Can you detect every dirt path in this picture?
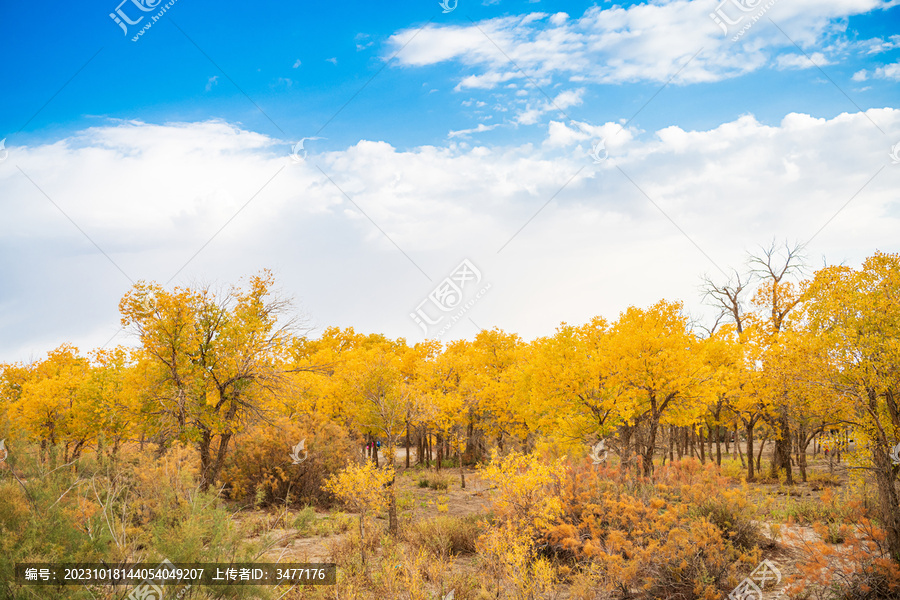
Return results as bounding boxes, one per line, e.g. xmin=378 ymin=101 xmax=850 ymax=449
xmin=241 ymin=467 xmax=491 ymax=563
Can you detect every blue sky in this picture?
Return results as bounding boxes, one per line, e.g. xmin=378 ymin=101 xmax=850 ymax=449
xmin=1 ymin=0 xmax=899 ymax=361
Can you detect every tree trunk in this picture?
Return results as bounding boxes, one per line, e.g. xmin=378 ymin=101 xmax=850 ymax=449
xmin=417 ymin=430 xmax=425 ymax=466
xmin=769 ymin=410 xmax=793 ymax=485
xmin=675 ymin=426 xmax=683 ymax=460
xmin=620 ymin=424 xmax=635 ymax=474
xmin=386 ymin=437 xmax=398 ymax=537
xmin=359 ymin=514 xmax=366 ymax=566
xmin=690 ymin=428 xmax=697 ymax=461
xmin=405 ymin=424 xmax=410 ymax=469
xmin=699 ymin=428 xmax=706 ymax=464
xmin=388 ymin=489 xmax=398 ymax=537
xmin=756 ymin=432 xmax=767 ymax=474
xmin=199 ymin=429 xmax=232 ymax=491
xmin=745 ymin=423 xmax=755 ymax=481
xmin=436 ymin=433 xmax=443 ymax=471
xmin=642 ymin=419 xmax=659 ymax=478
xmin=198 ymin=431 xmax=212 ymax=491
xmin=715 ymin=425 xmax=722 ymax=466
xmin=873 ymin=444 xmax=900 ymax=562
xmin=668 ymin=425 xmax=674 ymax=464
xmin=724 ymin=425 xmax=731 ymax=457
xmin=798 ymin=433 xmax=810 ymax=483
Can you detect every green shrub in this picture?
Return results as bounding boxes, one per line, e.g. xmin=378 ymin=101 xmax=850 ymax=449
xmin=406 ymin=514 xmax=483 ymax=557
xmin=416 ymin=473 xmax=450 ymax=490
xmin=428 ymin=473 xmax=450 ymax=491
xmin=0 ymin=441 xmax=265 ymax=599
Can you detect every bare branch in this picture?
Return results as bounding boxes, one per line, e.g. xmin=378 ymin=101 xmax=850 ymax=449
xmin=700 ymin=268 xmax=751 ymax=334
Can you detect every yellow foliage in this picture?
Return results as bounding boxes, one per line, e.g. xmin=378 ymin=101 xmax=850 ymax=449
xmin=323 ymin=460 xmax=394 ymax=516
xmin=479 ymin=449 xmax=566 ymax=535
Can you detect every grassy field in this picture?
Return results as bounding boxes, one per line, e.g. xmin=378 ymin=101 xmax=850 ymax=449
xmin=1 ymin=439 xmax=897 ymax=600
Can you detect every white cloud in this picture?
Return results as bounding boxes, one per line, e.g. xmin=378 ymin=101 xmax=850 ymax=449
xmin=549 ymin=12 xmax=568 ymax=26
xmin=386 ymin=1 xmax=893 ymax=87
xmin=293 ymin=59 xmax=302 ymax=68
xmin=858 ymin=34 xmax=900 ymax=54
xmin=355 ymin=33 xmax=374 ymax=52
xmin=874 ymin=60 xmax=900 ymax=80
xmin=205 ymin=76 xmax=219 ymax=91
xmin=326 ymin=57 xmax=338 ymax=65
xmin=543 ymin=119 xmax=634 ymax=150
xmin=1 ymin=109 xmax=898 ymax=362
xmin=455 ymin=71 xmax=518 ymax=91
xmin=515 ymin=88 xmax=584 ymax=125
xmin=448 ymin=123 xmax=501 ymax=138
xmin=774 ymin=52 xmax=831 ymax=70
xmin=853 ymin=59 xmax=900 ymax=82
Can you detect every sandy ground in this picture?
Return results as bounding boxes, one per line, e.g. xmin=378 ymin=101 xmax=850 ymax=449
xmin=236 ymin=448 xmax=861 ymax=598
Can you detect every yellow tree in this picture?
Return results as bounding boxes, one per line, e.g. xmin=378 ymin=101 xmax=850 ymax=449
xmin=462 ymin=329 xmax=525 ymax=452
xmin=746 ymin=242 xmax=805 ymax=483
xmin=83 ymin=347 xmax=136 ymax=459
xmin=286 ymin=326 xmax=365 ymax=424
xmin=401 ymin=339 xmax=439 ymax=469
xmin=338 ymin=334 xmax=411 ymax=535
xmin=323 ymin=461 xmax=394 ymax=566
xmin=418 ymin=339 xmax=470 ymax=486
xmin=0 ymin=361 xmax=33 ymax=452
xmin=727 ymin=326 xmax=777 ymax=481
xmin=803 ymin=252 xmax=900 ymax=561
xmin=763 ymin=326 xmax=847 ymax=482
xmin=479 ymin=451 xmax=566 ymax=599
xmin=526 ymin=317 xmax=627 ymax=455
xmin=10 ymin=345 xmax=96 ymax=463
xmin=698 ymin=324 xmax=744 ymax=466
xmin=120 ymin=271 xmax=299 ymax=490
xmin=606 ymin=300 xmax=708 ymax=477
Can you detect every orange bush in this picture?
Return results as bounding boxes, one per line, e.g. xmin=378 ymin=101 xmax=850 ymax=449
xmin=544 ymin=458 xmax=760 ymax=599
xmin=784 ymin=507 xmax=900 ymax=600
xmin=221 ymin=415 xmax=355 ymax=507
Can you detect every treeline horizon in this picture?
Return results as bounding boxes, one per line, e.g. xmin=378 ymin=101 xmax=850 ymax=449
xmin=1 ymin=244 xmax=899 ymax=562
